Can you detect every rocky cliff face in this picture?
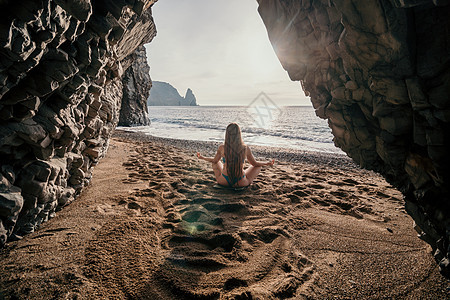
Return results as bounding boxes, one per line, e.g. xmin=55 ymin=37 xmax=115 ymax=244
xmin=258 ymin=0 xmax=450 ymax=276
xmin=118 ymin=45 xmax=151 ymax=126
xmin=183 ymin=88 xmax=198 ymax=106
xmin=0 ymin=0 xmax=157 ymax=245
xmin=1 ymin=0 xmax=448 ymax=279
xmin=148 ymin=81 xmax=198 ymax=106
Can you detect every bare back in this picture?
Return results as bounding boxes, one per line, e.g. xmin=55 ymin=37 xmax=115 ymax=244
xmin=219 ymin=144 xmax=246 ymax=176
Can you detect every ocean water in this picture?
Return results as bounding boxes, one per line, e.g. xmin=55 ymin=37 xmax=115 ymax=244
xmin=121 ymin=106 xmax=344 ymax=154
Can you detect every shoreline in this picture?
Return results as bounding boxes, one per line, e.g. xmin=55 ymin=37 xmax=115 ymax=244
xmin=114 ymin=129 xmax=360 ymax=171
xmin=127 ymin=105 xmax=342 ymax=158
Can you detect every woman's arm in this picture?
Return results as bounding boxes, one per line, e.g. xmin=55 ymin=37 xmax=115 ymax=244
xmin=246 ymin=146 xmax=275 ymax=167
xmin=197 ymin=145 xmax=223 ymax=163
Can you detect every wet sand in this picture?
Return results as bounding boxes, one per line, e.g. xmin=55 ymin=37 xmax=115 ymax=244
xmin=0 ymin=130 xmax=449 ymax=299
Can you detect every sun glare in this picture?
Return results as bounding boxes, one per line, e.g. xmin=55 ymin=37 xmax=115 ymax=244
xmin=146 ymin=0 xmax=310 ymax=106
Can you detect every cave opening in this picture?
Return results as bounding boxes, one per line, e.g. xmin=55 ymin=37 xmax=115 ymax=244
xmin=132 ymin=0 xmax=347 ymax=155
xmin=0 ymin=0 xmax=449 ymax=298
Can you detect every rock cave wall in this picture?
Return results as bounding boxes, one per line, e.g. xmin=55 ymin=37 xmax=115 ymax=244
xmin=118 ymin=45 xmax=151 ymax=126
xmin=0 ymin=0 xmax=156 ymax=245
xmin=257 ymin=0 xmax=450 ymax=276
xmin=1 ymin=0 xmax=449 ymax=278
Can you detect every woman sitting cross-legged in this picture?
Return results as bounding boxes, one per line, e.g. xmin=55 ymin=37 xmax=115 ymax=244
xmin=196 ymin=123 xmax=275 ymax=187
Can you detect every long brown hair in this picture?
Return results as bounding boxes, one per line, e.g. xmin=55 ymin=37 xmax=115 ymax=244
xmin=224 ymin=123 xmax=246 ymax=186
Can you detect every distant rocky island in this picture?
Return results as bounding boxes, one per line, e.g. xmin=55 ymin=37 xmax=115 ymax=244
xmin=148 ymin=81 xmax=198 ymax=106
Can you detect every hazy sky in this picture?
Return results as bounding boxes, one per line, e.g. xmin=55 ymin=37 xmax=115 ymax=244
xmin=145 ymin=0 xmax=311 ymax=106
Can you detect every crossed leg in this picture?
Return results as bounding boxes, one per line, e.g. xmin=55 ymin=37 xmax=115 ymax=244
xmin=211 ymin=161 xmax=228 ymax=186
xmin=243 ymin=165 xmax=262 ymax=185
xmin=211 ymin=162 xmax=262 ymax=187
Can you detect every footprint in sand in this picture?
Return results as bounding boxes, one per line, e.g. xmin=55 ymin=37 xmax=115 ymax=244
xmin=330 ymin=189 xmax=349 ymax=199
xmin=106 ymin=143 xmax=317 ymax=298
xmin=330 ymin=199 xmax=353 ymax=211
xmin=127 ymin=201 xmax=142 ymax=210
xmin=343 ymin=178 xmax=359 ymax=185
xmin=147 ymin=188 xmax=316 ymax=299
xmin=307 ymin=183 xmax=326 ymax=189
xmin=286 ymin=190 xmax=310 ymax=203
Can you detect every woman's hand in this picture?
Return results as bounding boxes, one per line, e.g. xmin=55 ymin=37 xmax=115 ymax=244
xmin=265 ymin=159 xmax=275 ymax=166
xmin=196 ymin=151 xmax=219 ymax=163
xmin=196 ymin=152 xmax=205 ymax=160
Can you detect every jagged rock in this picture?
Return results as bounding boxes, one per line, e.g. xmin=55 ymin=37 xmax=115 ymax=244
xmin=0 ymin=0 xmax=448 ymax=281
xmin=258 ymin=0 xmax=450 ymax=277
xmin=0 ymin=0 xmax=157 ymax=245
xmin=118 ymin=45 xmax=151 ymax=126
xmin=0 ymin=174 xmax=23 ymax=244
xmin=148 ymin=81 xmax=198 ymax=106
xmin=148 ymin=81 xmax=184 ymax=106
xmin=182 ymin=88 xmax=198 ymax=106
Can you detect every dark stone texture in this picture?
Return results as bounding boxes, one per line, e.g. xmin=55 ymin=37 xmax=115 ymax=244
xmin=0 ymin=0 xmax=448 ymax=280
xmin=0 ymin=0 xmax=157 ymax=244
xmin=118 ymin=45 xmax=151 ymax=126
xmin=257 ymin=0 xmax=450 ymax=277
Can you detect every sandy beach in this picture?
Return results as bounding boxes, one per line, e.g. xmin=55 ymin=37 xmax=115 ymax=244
xmin=0 ymin=130 xmax=448 ymax=299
